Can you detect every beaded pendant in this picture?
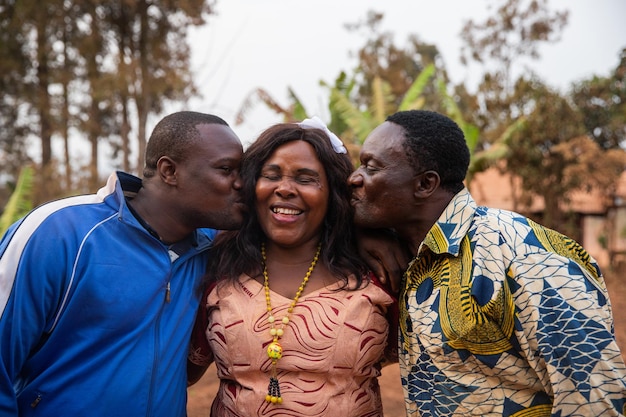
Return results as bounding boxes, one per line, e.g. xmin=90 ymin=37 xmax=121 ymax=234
xmin=262 ymin=242 xmax=321 ymax=405
xmin=267 ymin=341 xmax=283 ymax=359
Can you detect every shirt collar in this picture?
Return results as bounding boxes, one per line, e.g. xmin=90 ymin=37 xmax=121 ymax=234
xmin=422 ymin=188 xmax=476 ymax=257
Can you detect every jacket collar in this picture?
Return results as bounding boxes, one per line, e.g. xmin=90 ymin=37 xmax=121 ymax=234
xmin=98 ymin=171 xmax=211 ymax=252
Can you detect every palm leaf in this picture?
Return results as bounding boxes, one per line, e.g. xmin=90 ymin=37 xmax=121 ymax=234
xmin=234 ymin=88 xmax=291 ymax=125
xmin=330 ymin=88 xmax=373 ymax=142
xmin=399 ymin=63 xmax=435 ymax=111
xmin=437 ymin=78 xmax=480 ymax=154
xmin=287 ymin=87 xmax=308 ymax=121
xmin=371 ymin=76 xmax=389 ymax=124
xmin=0 ymin=166 xmax=34 ymax=235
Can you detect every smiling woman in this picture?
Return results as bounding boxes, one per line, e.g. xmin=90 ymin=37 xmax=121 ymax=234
xmin=186 ymin=118 xmax=398 ymax=417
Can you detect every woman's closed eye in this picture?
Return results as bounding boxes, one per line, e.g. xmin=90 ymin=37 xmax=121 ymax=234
xmin=261 ymin=173 xmax=320 ymax=186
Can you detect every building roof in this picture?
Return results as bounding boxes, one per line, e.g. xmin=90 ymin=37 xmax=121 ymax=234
xmin=469 ymin=167 xmax=626 ymax=214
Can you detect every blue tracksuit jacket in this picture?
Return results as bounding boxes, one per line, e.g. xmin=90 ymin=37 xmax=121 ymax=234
xmin=0 ymin=171 xmax=216 ymax=416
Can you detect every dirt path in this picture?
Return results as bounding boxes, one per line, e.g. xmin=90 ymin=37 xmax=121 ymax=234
xmin=187 ymin=267 xmax=626 ymax=417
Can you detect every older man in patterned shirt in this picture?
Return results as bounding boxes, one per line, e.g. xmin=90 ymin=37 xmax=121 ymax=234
xmin=350 ymin=109 xmax=626 ymax=417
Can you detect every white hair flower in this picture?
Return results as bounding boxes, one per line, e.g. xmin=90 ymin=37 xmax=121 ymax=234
xmin=298 ymin=116 xmax=347 ymax=154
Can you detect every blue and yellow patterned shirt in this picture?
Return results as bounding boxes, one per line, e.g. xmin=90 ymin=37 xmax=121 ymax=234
xmin=400 ymin=188 xmax=626 ymax=416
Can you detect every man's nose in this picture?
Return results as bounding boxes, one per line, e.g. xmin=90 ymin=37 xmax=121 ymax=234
xmin=348 ymin=169 xmax=362 ymax=186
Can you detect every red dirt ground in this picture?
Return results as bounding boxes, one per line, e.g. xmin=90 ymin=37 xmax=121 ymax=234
xmin=187 ymin=267 xmax=626 ymax=417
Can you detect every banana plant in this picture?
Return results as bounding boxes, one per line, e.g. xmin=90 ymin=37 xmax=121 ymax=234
xmin=323 ymin=63 xmax=437 ymax=145
xmin=0 ymin=166 xmax=34 ymax=235
xmin=234 ymin=86 xmax=308 ymax=125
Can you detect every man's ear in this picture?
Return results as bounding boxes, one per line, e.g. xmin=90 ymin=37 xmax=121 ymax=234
xmin=414 ymin=170 xmax=440 ymax=198
xmin=156 ymin=156 xmax=178 ymax=185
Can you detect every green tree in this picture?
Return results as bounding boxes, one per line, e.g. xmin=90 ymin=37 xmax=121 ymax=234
xmin=0 ymin=0 xmax=33 ymax=187
xmin=458 ymin=0 xmax=626 ymax=235
xmin=118 ymin=0 xmax=213 ymax=173
xmin=437 ymin=78 xmax=526 ymax=186
xmin=0 ymin=1 xmax=61 ymax=202
xmin=571 ymin=48 xmax=626 ymax=150
xmin=460 ymin=0 xmax=568 ymax=141
xmin=0 ymin=0 xmax=215 ymax=205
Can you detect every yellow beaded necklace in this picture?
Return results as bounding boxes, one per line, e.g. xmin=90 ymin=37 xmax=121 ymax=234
xmin=261 ymin=242 xmax=322 ymax=405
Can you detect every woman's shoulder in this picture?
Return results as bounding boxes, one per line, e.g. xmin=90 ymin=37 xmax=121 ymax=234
xmin=207 ymin=274 xmax=263 ymax=303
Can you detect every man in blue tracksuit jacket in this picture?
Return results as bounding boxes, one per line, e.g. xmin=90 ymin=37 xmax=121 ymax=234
xmin=0 ymin=111 xmax=246 ymax=416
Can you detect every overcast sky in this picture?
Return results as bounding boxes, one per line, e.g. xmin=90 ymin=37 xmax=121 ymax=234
xmin=179 ymin=0 xmax=625 ymax=147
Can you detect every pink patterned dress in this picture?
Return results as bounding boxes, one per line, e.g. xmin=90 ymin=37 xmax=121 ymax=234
xmin=189 ymin=275 xmax=397 ymax=417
